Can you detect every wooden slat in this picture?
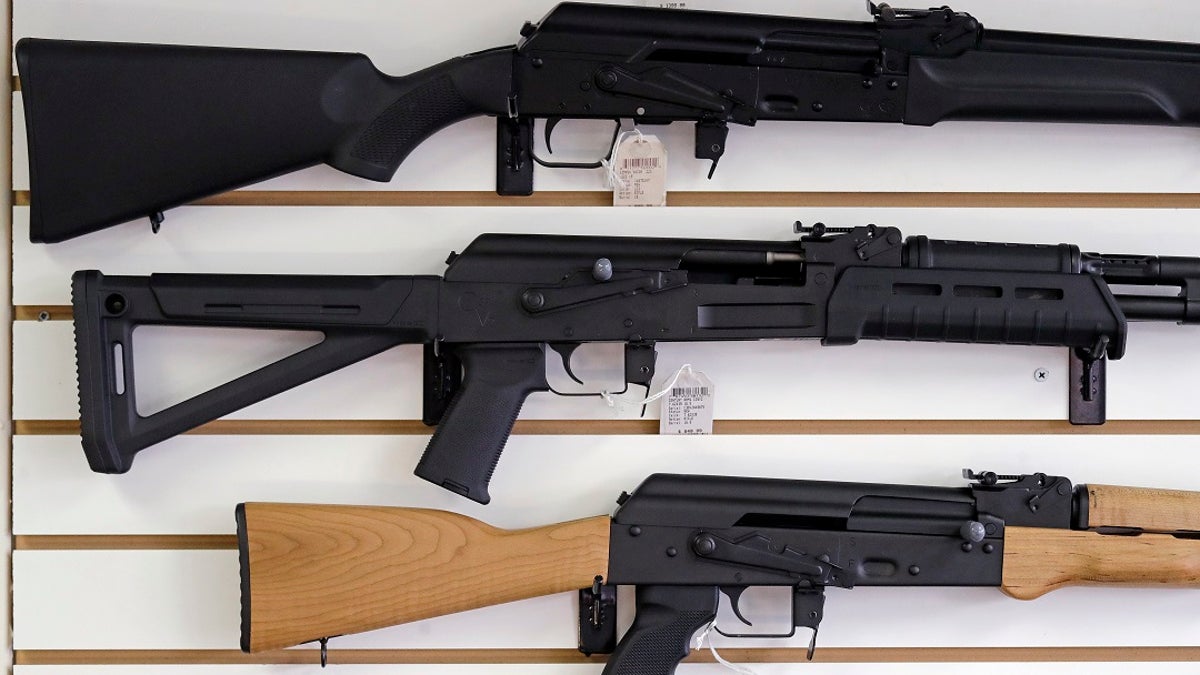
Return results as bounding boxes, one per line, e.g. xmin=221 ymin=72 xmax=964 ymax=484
xmin=15 ymin=535 xmax=237 ymax=550
xmin=15 ymin=190 xmax=1200 ymax=209
xmin=15 ymin=646 xmax=1200 ymax=665
xmin=15 ymin=418 xmax=1200 ymax=436
xmin=12 ymin=305 xmax=68 ymax=321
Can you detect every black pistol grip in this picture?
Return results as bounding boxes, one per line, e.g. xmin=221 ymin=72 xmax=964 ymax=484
xmin=329 ymin=49 xmax=513 ymax=182
xmin=414 ymin=343 xmax=549 ymax=504
xmin=603 ymin=586 xmax=719 ymax=675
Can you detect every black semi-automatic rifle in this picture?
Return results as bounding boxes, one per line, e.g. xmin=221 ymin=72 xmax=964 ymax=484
xmin=18 ymin=2 xmax=1200 ymax=241
xmin=237 ymin=469 xmax=1200 ymax=671
xmin=75 ymin=224 xmax=1200 ymax=503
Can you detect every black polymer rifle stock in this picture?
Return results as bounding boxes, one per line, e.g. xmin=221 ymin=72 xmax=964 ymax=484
xmin=75 ymin=224 xmax=1200 ymax=503
xmin=18 ymin=2 xmax=1200 ymax=241
xmin=236 ymin=470 xmax=1200 ymax=672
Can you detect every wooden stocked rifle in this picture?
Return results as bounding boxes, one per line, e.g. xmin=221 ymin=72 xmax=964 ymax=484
xmin=237 ymin=469 xmax=1200 ymax=673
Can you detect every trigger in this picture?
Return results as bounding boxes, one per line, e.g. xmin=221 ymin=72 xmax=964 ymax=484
xmin=720 ymin=586 xmax=754 ymax=627
xmin=549 ymin=342 xmax=583 ymax=385
xmin=544 ymin=117 xmax=564 ymax=154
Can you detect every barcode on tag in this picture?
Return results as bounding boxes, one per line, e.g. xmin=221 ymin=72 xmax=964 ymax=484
xmin=660 ymin=371 xmax=714 ymax=435
xmin=623 ymin=157 xmax=660 ymax=169
xmin=613 ymin=134 xmax=667 ymax=207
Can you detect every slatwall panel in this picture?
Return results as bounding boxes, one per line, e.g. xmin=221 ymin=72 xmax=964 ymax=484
xmin=11 ymin=1 xmax=1200 ymax=673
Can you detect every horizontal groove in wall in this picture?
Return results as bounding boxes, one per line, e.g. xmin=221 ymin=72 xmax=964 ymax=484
xmin=12 ymin=305 xmax=68 ymax=320
xmin=15 ymin=419 xmax=1200 ymax=436
xmin=15 ymin=535 xmax=238 ymax=550
xmin=14 ymin=646 xmax=1200 ymax=665
xmin=14 ymin=190 xmax=1200 ymax=209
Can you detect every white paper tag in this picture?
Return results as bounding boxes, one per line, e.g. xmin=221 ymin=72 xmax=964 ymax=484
xmin=659 ymin=369 xmax=715 ymax=435
xmin=612 ymin=134 xmax=667 ymax=207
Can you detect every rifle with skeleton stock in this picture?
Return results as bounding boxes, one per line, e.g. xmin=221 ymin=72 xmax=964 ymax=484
xmin=18 ymin=2 xmax=1200 ymax=241
xmin=236 ymin=470 xmax=1200 ymax=671
xmin=74 ymin=224 xmax=1200 ymax=503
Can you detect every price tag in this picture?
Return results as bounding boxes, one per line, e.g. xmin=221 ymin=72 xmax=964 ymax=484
xmin=612 ymin=133 xmax=667 ymax=207
xmin=659 ymin=368 xmax=715 ymax=435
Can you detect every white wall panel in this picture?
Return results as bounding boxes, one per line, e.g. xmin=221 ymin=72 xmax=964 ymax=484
xmin=6 ymin=318 xmax=1072 ymax=420
xmin=23 ymin=666 xmax=1200 ymax=675
xmin=15 ymin=433 xmax=1200 ymax=535
xmin=18 ymin=206 xmax=1200 ymax=306
xmin=12 ymin=0 xmax=1200 ymax=672
xmin=20 ymin=314 xmax=1200 ymax=421
xmin=14 ymin=550 xmax=1200 ymax=650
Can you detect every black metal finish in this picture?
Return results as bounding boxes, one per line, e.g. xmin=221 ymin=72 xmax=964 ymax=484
xmin=497 ymin=117 xmax=535 ymax=196
xmin=965 ymin=470 xmax=1075 ymax=528
xmin=578 ymin=578 xmax=619 ymax=655
xmin=422 ymin=342 xmax=462 ymax=426
xmin=21 ymin=3 xmax=1200 ymax=240
xmin=1069 ymin=348 xmax=1106 ymax=425
xmin=601 ymin=469 xmax=1079 ymax=672
xmin=70 ymin=225 xmax=1200 ymax=498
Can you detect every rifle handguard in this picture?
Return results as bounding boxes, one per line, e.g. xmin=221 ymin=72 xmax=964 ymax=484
xmin=1083 ymin=484 xmax=1200 ymax=532
xmin=1000 ymin=527 xmax=1200 ymax=600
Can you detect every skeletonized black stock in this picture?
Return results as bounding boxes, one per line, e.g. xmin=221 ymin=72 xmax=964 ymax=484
xmin=71 ymin=271 xmax=438 ymax=473
xmin=70 ymin=225 xmax=1200 ymax=500
xmin=20 ymin=3 xmax=1200 ymax=241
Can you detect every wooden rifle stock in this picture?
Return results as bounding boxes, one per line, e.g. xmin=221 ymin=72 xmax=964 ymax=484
xmin=1001 ymin=485 xmax=1200 ymax=600
xmin=237 ymin=503 xmax=610 ymax=653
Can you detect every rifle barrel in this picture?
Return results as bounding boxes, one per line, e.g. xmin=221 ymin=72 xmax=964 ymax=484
xmin=1083 ymin=254 xmax=1200 ymax=284
xmin=1114 ymin=295 xmax=1190 ymax=321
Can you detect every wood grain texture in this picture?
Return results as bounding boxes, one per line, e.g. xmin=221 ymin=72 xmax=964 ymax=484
xmin=1086 ymin=484 xmax=1200 ymax=532
xmin=18 ymin=418 xmax=1200 ymax=436
xmin=16 ymin=190 xmax=1200 ymax=209
xmin=15 ymin=646 xmax=1200 ymax=665
xmin=240 ymin=503 xmax=610 ymax=652
xmin=1000 ymin=527 xmax=1200 ymax=600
